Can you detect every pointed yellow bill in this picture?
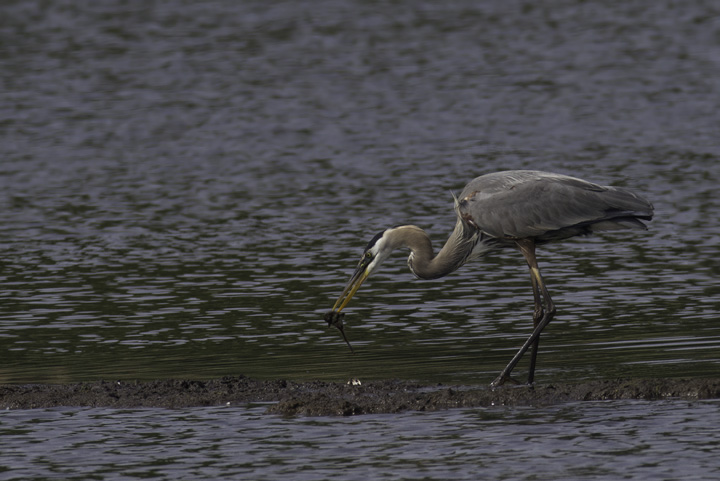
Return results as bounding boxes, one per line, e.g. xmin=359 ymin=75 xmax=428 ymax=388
xmin=331 ymin=264 xmax=371 ymax=313
xmin=325 ymin=255 xmax=373 ymax=353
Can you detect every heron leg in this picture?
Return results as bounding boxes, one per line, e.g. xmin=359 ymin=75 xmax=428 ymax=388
xmin=491 ymin=239 xmax=556 ymax=387
xmin=527 ymin=269 xmax=544 ymax=384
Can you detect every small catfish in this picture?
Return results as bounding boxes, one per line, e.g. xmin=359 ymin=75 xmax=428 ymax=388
xmin=323 ymin=310 xmax=354 ymax=353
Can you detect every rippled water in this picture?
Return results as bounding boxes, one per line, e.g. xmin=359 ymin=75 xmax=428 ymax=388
xmin=2 ymin=400 xmax=720 ymax=480
xmin=1 ymin=0 xmax=718 ymax=387
xmin=1 ymin=0 xmax=720 ymax=477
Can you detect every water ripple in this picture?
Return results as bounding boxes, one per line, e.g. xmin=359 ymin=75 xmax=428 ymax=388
xmin=0 ymin=0 xmax=719 ymax=385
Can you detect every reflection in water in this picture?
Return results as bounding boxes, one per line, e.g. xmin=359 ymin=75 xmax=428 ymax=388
xmin=0 ymin=0 xmax=719 ymax=386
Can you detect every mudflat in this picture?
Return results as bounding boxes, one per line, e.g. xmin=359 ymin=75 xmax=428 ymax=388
xmin=2 ymin=376 xmax=719 ymax=416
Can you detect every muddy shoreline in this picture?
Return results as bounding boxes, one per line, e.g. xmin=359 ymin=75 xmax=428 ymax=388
xmin=2 ymin=376 xmax=719 ymax=416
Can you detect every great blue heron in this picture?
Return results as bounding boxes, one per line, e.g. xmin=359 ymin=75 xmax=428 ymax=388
xmin=325 ymin=170 xmax=654 ymax=387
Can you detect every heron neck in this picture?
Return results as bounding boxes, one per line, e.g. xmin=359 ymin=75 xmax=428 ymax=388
xmin=394 ymin=223 xmax=473 ymax=280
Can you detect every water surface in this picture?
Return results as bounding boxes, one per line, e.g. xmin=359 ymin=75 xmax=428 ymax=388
xmin=2 ymin=400 xmax=719 ymax=480
xmin=2 ymin=0 xmax=720 ymax=479
xmin=1 ymin=0 xmax=719 ymax=386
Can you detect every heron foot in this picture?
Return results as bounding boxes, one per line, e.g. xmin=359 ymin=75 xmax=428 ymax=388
xmin=490 ymin=373 xmax=522 ymax=388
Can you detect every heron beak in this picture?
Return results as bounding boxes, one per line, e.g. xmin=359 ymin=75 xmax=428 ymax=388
xmin=326 ymin=256 xmax=372 ymax=353
xmin=331 ymin=260 xmax=371 ymax=313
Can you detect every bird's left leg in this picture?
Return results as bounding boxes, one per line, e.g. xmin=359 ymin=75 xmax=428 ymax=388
xmin=491 ymin=239 xmax=556 ymax=387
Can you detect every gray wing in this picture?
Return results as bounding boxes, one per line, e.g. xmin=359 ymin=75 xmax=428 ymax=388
xmin=457 ymin=170 xmax=654 ymax=241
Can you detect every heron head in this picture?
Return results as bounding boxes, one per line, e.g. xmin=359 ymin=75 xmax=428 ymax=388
xmin=330 ymin=229 xmax=395 ymax=313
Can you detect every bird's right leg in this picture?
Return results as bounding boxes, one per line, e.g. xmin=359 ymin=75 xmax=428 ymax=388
xmin=527 ymin=270 xmax=544 ymax=384
xmin=491 ymin=239 xmax=556 ymax=387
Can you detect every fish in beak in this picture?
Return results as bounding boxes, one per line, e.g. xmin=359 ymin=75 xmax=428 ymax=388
xmin=324 ymin=253 xmax=374 ymax=353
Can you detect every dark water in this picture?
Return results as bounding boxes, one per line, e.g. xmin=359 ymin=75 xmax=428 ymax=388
xmin=1 ymin=0 xmax=719 ymax=478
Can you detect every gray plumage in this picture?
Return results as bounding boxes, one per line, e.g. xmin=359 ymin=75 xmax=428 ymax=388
xmin=327 ymin=170 xmax=654 ymax=386
xmin=457 ymin=170 xmax=652 ymax=242
xmin=398 ymin=171 xmax=652 ymax=280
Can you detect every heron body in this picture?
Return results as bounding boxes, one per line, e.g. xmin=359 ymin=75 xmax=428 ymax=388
xmin=327 ymin=170 xmax=654 ymax=386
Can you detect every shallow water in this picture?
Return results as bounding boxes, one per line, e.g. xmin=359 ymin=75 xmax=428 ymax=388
xmin=1 ymin=0 xmax=718 ymax=387
xmin=2 ymin=400 xmax=719 ymax=480
xmin=1 ymin=0 xmax=719 ymax=476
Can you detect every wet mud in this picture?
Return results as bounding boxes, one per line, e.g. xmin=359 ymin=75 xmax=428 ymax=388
xmin=2 ymin=376 xmax=719 ymax=416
